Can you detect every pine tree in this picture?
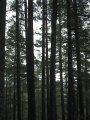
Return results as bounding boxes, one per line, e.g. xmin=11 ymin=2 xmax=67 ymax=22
xmin=58 ymin=1 xmax=65 ymax=120
xmin=0 ymin=0 xmax=6 ymax=120
xmin=16 ymin=0 xmax=21 ymax=120
xmin=26 ymin=0 xmax=36 ymax=120
xmin=66 ymin=0 xmax=75 ymax=120
xmin=73 ymin=0 xmax=84 ymax=120
xmin=45 ymin=1 xmax=50 ymax=120
xmin=49 ymin=0 xmax=57 ymax=120
xmin=41 ymin=0 xmax=46 ymax=120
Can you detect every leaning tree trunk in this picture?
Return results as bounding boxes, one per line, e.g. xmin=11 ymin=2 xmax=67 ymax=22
xmin=0 ymin=0 xmax=6 ymax=120
xmin=26 ymin=0 xmax=36 ymax=120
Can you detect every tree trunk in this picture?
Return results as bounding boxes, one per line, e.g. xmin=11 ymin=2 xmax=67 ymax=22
xmin=45 ymin=1 xmax=50 ymax=120
xmin=67 ymin=0 xmax=75 ymax=120
xmin=13 ymin=74 xmax=16 ymax=120
xmin=73 ymin=1 xmax=84 ymax=120
xmin=49 ymin=0 xmax=57 ymax=120
xmin=5 ymin=73 xmax=8 ymax=120
xmin=59 ymin=1 xmax=65 ymax=120
xmin=41 ymin=0 xmax=46 ymax=120
xmin=0 ymin=0 xmax=6 ymax=120
xmin=84 ymin=54 xmax=89 ymax=120
xmin=26 ymin=0 xmax=36 ymax=120
xmin=16 ymin=0 xmax=21 ymax=120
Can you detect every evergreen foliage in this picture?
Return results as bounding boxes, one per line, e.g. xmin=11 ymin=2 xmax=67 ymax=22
xmin=0 ymin=0 xmax=90 ymax=120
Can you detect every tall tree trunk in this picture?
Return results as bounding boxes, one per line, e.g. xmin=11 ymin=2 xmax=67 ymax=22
xmin=16 ymin=0 xmax=21 ymax=120
xmin=24 ymin=4 xmax=27 ymax=119
xmin=13 ymin=74 xmax=16 ymax=120
xmin=59 ymin=31 xmax=65 ymax=120
xmin=73 ymin=1 xmax=84 ymax=120
xmin=41 ymin=0 xmax=46 ymax=120
xmin=13 ymin=46 xmax=17 ymax=120
xmin=67 ymin=0 xmax=75 ymax=120
xmin=49 ymin=0 xmax=57 ymax=120
xmin=26 ymin=0 xmax=36 ymax=120
xmin=7 ymin=81 xmax=12 ymax=120
xmin=59 ymin=1 xmax=65 ymax=120
xmin=45 ymin=1 xmax=50 ymax=120
xmin=84 ymin=54 xmax=89 ymax=120
xmin=0 ymin=0 xmax=6 ymax=120
xmin=5 ymin=73 xmax=8 ymax=120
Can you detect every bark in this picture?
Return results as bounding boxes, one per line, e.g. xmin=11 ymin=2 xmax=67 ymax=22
xmin=0 ymin=0 xmax=6 ymax=120
xmin=13 ymin=75 xmax=16 ymax=120
xmin=59 ymin=1 xmax=65 ymax=119
xmin=49 ymin=0 xmax=57 ymax=120
xmin=16 ymin=0 xmax=21 ymax=120
xmin=5 ymin=74 xmax=8 ymax=120
xmin=67 ymin=0 xmax=76 ymax=120
xmin=26 ymin=0 xmax=36 ymax=120
xmin=84 ymin=54 xmax=89 ymax=120
xmin=41 ymin=0 xmax=46 ymax=120
xmin=45 ymin=1 xmax=50 ymax=120
xmin=73 ymin=1 xmax=84 ymax=120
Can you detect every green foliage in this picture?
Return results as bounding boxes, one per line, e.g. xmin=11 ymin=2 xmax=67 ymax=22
xmin=5 ymin=0 xmax=90 ymax=120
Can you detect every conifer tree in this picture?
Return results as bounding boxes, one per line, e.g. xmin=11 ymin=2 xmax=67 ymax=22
xmin=0 ymin=0 xmax=6 ymax=120
xmin=73 ymin=0 xmax=84 ymax=120
xmin=26 ymin=0 xmax=36 ymax=120
xmin=41 ymin=0 xmax=46 ymax=120
xmin=16 ymin=0 xmax=21 ymax=120
xmin=50 ymin=0 xmax=57 ymax=120
xmin=66 ymin=0 xmax=76 ymax=120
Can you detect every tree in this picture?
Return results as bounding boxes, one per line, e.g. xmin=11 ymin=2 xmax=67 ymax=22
xmin=49 ymin=0 xmax=57 ymax=120
xmin=41 ymin=0 xmax=46 ymax=120
xmin=58 ymin=1 xmax=65 ymax=120
xmin=73 ymin=0 xmax=84 ymax=120
xmin=0 ymin=0 xmax=6 ymax=120
xmin=26 ymin=0 xmax=36 ymax=120
xmin=16 ymin=0 xmax=21 ymax=120
xmin=66 ymin=0 xmax=76 ymax=120
xmin=4 ymin=1 xmax=90 ymax=120
xmin=45 ymin=1 xmax=50 ymax=120
xmin=5 ymin=20 xmax=26 ymax=120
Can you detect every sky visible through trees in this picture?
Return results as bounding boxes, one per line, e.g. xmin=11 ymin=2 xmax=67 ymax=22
xmin=0 ymin=0 xmax=90 ymax=120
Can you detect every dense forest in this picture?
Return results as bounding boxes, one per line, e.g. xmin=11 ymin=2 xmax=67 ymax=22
xmin=0 ymin=0 xmax=90 ymax=120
